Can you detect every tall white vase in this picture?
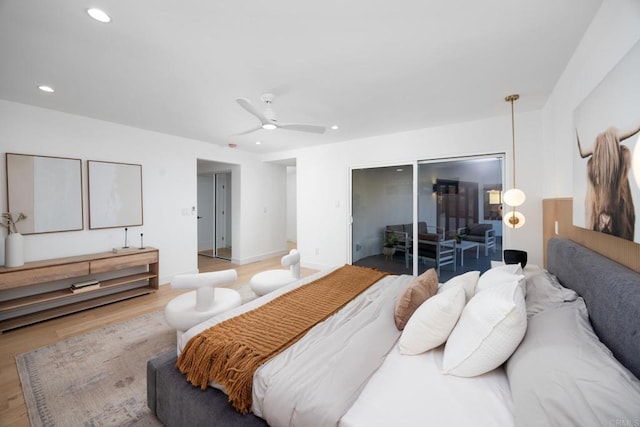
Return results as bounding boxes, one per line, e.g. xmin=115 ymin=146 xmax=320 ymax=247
xmin=5 ymin=232 xmax=24 ymax=267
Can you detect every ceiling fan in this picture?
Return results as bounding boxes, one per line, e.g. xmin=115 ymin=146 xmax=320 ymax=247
xmin=235 ymin=93 xmax=326 ymax=135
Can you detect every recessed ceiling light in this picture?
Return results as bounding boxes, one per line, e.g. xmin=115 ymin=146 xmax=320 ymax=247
xmin=255 ymin=141 xmax=262 ymax=145
xmin=330 ymin=125 xmax=339 ymax=130
xmin=38 ymin=85 xmax=55 ymax=93
xmin=86 ymin=8 xmax=111 ymax=23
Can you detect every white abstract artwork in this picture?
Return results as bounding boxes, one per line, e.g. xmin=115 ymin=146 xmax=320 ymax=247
xmin=88 ymin=161 xmax=143 ymax=229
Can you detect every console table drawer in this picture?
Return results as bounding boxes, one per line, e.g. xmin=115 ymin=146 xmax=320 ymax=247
xmin=0 ymin=262 xmax=90 ymax=290
xmin=90 ymin=251 xmax=158 ymax=274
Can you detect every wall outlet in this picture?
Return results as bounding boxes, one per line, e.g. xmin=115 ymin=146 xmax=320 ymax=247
xmin=315 ymin=248 xmax=320 ymax=256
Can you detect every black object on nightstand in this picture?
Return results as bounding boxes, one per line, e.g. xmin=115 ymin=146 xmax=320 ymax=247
xmin=504 ymin=249 xmax=528 ymax=268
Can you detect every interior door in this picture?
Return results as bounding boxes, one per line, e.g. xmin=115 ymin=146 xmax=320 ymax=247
xmin=197 ymin=175 xmax=214 ymax=256
xmin=215 ymin=172 xmax=232 ymax=259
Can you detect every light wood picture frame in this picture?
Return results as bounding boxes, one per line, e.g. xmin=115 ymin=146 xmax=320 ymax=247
xmin=6 ymin=153 xmax=84 ymax=234
xmin=88 ymin=160 xmax=143 ymax=229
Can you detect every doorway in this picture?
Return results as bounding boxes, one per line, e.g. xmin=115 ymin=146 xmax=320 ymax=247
xmin=197 ymin=159 xmax=235 ymax=263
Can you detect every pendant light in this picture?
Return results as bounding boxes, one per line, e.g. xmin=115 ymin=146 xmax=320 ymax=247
xmin=503 ymin=94 xmax=525 ymax=229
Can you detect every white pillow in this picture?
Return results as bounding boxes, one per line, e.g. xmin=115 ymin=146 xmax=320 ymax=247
xmin=500 ymin=263 xmax=523 ymax=274
xmin=476 ymin=264 xmax=525 ymax=294
xmin=442 ymin=278 xmax=527 ymax=377
xmin=399 ymin=287 xmax=466 ymax=355
xmin=437 ymin=270 xmax=479 ymax=302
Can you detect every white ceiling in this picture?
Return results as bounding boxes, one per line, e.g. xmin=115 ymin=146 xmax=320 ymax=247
xmin=0 ymin=0 xmax=602 ymax=154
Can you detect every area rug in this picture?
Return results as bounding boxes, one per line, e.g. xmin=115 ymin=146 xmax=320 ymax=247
xmin=16 ymin=310 xmax=173 ymax=426
xmin=16 ymin=283 xmax=257 ymax=427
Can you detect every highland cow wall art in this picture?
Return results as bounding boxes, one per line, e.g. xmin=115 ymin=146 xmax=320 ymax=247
xmin=573 ymin=39 xmax=640 ymax=243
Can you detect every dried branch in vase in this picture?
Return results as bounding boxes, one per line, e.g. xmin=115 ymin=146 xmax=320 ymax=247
xmin=1 ymin=212 xmax=27 ymax=234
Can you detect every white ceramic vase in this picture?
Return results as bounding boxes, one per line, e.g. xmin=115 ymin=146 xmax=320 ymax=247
xmin=382 ymin=246 xmax=396 ymax=257
xmin=5 ymin=232 xmax=24 ymax=267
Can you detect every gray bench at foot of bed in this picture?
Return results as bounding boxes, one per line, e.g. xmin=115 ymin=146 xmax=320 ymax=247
xmin=147 ymin=349 xmax=268 ymax=426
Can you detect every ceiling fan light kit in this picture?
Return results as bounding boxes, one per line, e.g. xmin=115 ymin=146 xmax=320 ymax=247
xmin=235 ymin=93 xmax=326 ymax=135
xmin=86 ymin=8 xmax=111 ymax=23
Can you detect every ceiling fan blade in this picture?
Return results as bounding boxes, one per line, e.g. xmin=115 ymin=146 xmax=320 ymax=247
xmin=278 ymin=123 xmax=326 ymax=134
xmin=236 ymin=98 xmax=269 ymax=124
xmin=234 ymin=125 xmax=263 ymax=135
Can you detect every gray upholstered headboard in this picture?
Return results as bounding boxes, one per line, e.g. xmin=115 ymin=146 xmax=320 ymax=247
xmin=547 ymin=238 xmax=640 ymax=379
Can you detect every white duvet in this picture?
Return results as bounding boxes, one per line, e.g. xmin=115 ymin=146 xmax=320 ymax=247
xmin=180 ymin=270 xmax=514 ymax=427
xmin=341 ymin=344 xmax=514 ymax=427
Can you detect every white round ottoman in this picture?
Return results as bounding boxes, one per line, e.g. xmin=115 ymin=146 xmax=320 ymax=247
xmin=249 ymin=270 xmax=298 ymax=296
xmin=165 ymin=287 xmax=241 ymax=332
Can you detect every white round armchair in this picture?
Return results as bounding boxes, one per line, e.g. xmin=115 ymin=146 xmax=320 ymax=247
xmin=165 ymin=269 xmax=241 ymax=334
xmin=249 ymin=249 xmax=301 ymax=296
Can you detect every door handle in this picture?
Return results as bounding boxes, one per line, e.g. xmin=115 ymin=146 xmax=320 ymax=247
xmin=197 ymin=216 xmax=203 ymax=219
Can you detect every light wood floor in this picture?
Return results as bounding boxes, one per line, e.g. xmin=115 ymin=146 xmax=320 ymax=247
xmin=0 ymin=248 xmax=315 ymax=427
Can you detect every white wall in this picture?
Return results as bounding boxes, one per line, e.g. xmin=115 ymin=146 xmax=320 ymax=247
xmin=286 ymin=166 xmax=297 ymax=243
xmin=236 ymin=161 xmax=288 ymax=264
xmin=542 ymin=0 xmax=640 ymax=197
xmin=0 ymin=100 xmax=288 ymax=283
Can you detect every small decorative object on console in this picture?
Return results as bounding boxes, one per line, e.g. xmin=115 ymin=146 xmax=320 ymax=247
xmin=2 ymin=212 xmax=27 ymax=268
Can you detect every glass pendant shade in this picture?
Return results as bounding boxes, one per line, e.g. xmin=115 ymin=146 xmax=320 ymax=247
xmin=503 ymin=188 xmax=525 ymax=207
xmin=503 ymin=210 xmax=525 ymax=229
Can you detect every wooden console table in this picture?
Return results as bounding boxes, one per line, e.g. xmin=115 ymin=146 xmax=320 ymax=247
xmin=0 ymin=247 xmax=159 ymax=332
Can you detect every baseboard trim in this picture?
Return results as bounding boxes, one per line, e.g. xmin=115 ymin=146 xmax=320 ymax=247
xmin=232 ymin=250 xmax=289 ymax=265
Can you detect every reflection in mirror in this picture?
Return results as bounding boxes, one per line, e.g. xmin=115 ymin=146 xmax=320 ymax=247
xmin=88 ymin=160 xmax=143 ymax=229
xmin=6 ymin=153 xmax=84 ymax=234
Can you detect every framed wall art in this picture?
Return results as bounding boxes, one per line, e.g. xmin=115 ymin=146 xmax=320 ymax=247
xmin=6 ymin=153 xmax=83 ymax=234
xmin=88 ymin=160 xmax=143 ymax=229
xmin=573 ymin=39 xmax=640 ymax=242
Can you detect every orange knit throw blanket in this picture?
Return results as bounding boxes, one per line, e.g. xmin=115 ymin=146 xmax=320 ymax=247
xmin=176 ymin=264 xmax=387 ymax=414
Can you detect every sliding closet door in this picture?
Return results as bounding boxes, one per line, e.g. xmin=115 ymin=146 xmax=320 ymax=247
xmin=351 ymin=165 xmax=415 ymax=275
xmin=351 ymin=156 xmax=504 ymax=279
xmin=418 ymin=157 xmax=504 ymax=280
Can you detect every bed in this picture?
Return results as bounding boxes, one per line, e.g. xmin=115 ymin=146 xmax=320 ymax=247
xmin=147 ymin=238 xmax=640 ymax=426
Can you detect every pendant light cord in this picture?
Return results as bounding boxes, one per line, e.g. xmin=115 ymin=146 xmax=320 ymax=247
xmin=510 ymin=97 xmax=516 ymax=189
xmin=504 ymin=93 xmax=520 ymax=228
